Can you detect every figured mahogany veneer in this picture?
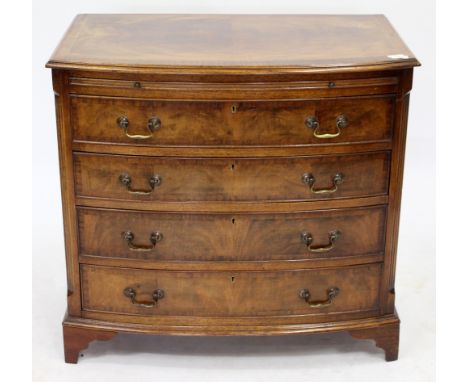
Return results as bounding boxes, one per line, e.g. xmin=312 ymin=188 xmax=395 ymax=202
xmin=70 ymin=95 xmax=394 ymax=147
xmin=47 ymin=14 xmax=419 ymax=363
xmin=77 ymin=206 xmax=386 ymax=262
xmin=80 ymin=264 xmax=381 ymax=317
xmin=74 ymin=152 xmax=391 ymax=202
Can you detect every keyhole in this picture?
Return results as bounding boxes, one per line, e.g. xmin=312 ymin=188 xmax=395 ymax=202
xmin=231 ymin=218 xmax=236 ymax=224
xmin=231 ymin=104 xmax=237 ymax=113
xmin=231 ymin=276 xmax=235 ymax=283
xmin=230 ymin=163 xmax=235 ymax=171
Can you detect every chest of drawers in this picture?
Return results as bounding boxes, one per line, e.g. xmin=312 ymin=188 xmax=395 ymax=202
xmin=47 ymin=14 xmax=419 ymax=363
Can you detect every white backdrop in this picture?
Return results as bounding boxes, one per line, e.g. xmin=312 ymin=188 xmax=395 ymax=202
xmin=32 ymin=1 xmax=435 ymax=381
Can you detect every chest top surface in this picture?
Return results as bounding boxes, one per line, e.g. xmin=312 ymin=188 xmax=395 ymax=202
xmin=47 ymin=14 xmax=419 ymax=73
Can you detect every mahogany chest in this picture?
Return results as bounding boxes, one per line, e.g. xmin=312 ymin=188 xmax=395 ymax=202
xmin=47 ymin=14 xmax=419 ymax=363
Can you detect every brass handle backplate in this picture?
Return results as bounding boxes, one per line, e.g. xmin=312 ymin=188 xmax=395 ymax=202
xmin=299 ymin=287 xmax=340 ymax=308
xmin=301 ymin=230 xmax=341 ymax=253
xmin=122 ymin=231 xmax=163 ymax=251
xmin=305 ymin=114 xmax=348 ymax=138
xmin=123 ymin=287 xmax=164 ymax=308
xmin=117 ymin=116 xmax=161 ymax=140
xmin=119 ymin=173 xmax=161 ymax=195
xmin=302 ymin=173 xmax=344 ymax=194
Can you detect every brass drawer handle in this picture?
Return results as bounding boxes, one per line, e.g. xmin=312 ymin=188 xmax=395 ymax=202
xmin=305 ymin=114 xmax=348 ymax=138
xmin=301 ymin=230 xmax=341 ymax=252
xmin=119 ymin=173 xmax=161 ymax=195
xmin=123 ymin=287 xmax=164 ymax=308
xmin=122 ymin=231 xmax=162 ymax=251
xmin=302 ymin=173 xmax=344 ymax=194
xmin=117 ymin=116 xmax=161 ymax=140
xmin=299 ymin=287 xmax=340 ymax=308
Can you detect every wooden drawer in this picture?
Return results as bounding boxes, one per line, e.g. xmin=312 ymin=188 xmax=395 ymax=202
xmin=74 ymin=152 xmax=390 ymax=202
xmin=71 ymin=95 xmax=394 ymax=147
xmin=81 ymin=264 xmax=381 ymax=317
xmin=78 ymin=206 xmax=386 ymax=261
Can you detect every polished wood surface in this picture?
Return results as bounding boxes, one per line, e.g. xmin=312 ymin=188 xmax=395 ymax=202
xmin=47 ymin=14 xmax=419 ymax=72
xmin=64 ymin=312 xmax=399 ymax=338
xmin=74 ymin=152 xmax=390 ymax=202
xmin=350 ymin=320 xmax=400 ymax=361
xmin=77 ymin=206 xmax=386 ymax=261
xmin=80 ymin=264 xmax=381 ymax=317
xmin=68 ymin=75 xmax=400 ymax=99
xmin=63 ymin=325 xmax=116 ymax=364
xmin=53 ymin=70 xmax=81 ymax=317
xmin=71 ymin=95 xmax=393 ymax=147
xmin=48 ymin=14 xmax=418 ymax=363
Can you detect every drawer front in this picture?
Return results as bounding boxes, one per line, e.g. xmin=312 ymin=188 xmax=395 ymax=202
xmin=81 ymin=264 xmax=381 ymax=317
xmin=71 ymin=95 xmax=394 ymax=147
xmin=78 ymin=206 xmax=386 ymax=261
xmin=74 ymin=152 xmax=390 ymax=202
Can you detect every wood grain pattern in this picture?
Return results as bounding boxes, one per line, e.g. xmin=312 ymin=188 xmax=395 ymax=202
xmin=65 ymin=68 xmax=403 ymax=83
xmin=350 ymin=320 xmax=400 ymax=361
xmin=65 ymin=311 xmax=398 ymax=334
xmin=77 ymin=206 xmax=386 ymax=262
xmin=52 ymin=70 xmax=82 ymax=316
xmin=380 ymin=69 xmax=413 ymax=314
xmin=47 ymin=14 xmax=419 ymax=73
xmin=71 ymin=95 xmax=394 ymax=147
xmin=68 ymin=76 xmax=399 ymax=99
xmin=80 ymin=307 xmax=381 ymax=327
xmin=74 ymin=152 xmax=391 ymax=202
xmin=80 ymin=263 xmax=381 ymax=318
xmin=79 ymin=253 xmax=384 ymax=272
xmin=71 ymin=140 xmax=393 ymax=159
xmin=63 ymin=312 xmax=400 ymax=362
xmin=75 ymin=195 xmax=389 ymax=213
xmin=63 ymin=324 xmax=116 ymax=364
xmin=47 ymin=14 xmax=418 ymax=363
